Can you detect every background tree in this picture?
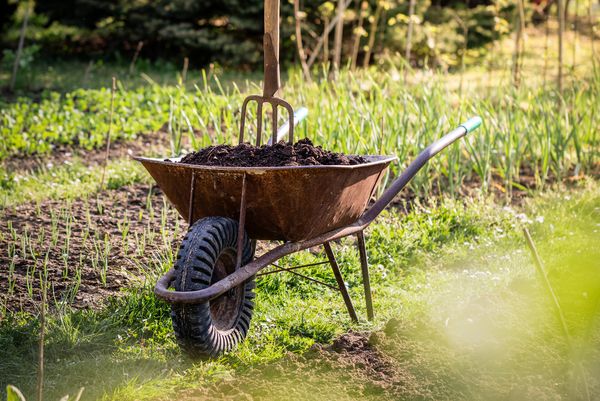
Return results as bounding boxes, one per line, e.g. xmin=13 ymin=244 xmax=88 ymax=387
xmin=0 ymin=0 xmax=516 ymax=70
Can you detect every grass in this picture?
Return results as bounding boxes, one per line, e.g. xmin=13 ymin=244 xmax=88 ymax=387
xmin=1 ymin=180 xmax=598 ymax=400
xmin=0 ymin=57 xmax=262 ymax=95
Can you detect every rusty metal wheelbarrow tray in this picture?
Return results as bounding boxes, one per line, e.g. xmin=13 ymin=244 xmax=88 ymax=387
xmin=134 ymin=155 xmax=396 ymax=241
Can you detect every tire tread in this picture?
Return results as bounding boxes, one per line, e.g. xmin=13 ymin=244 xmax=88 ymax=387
xmin=170 ymin=217 xmax=255 ymax=358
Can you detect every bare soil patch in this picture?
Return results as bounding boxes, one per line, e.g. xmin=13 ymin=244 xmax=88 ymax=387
xmin=177 ymin=332 xmax=430 ymax=400
xmin=179 ymin=138 xmax=367 ymax=167
xmin=0 ymin=184 xmax=184 ymax=314
xmin=3 ymin=131 xmax=171 ymax=174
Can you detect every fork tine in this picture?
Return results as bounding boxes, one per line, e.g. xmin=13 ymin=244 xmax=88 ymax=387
xmin=271 ymin=104 xmax=278 ymax=145
xmin=282 ymin=101 xmax=294 ymax=144
xmin=239 ymin=96 xmax=294 ymax=146
xmin=239 ymin=97 xmax=252 ymax=144
xmin=256 ymin=101 xmax=263 ymax=146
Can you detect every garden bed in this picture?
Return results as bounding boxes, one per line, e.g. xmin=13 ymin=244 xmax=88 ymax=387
xmin=0 ymin=184 xmax=183 ymax=313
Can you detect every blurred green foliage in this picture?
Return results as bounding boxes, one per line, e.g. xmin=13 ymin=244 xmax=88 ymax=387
xmin=1 ymin=44 xmax=39 ymax=71
xmin=384 ymin=0 xmax=516 ymax=68
xmin=0 ymin=0 xmax=516 ymax=69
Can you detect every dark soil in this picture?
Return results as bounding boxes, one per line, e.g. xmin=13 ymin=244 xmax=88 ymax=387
xmin=0 ymin=184 xmax=184 ymax=314
xmin=179 ymin=138 xmax=368 ymax=167
xmin=3 ymin=131 xmax=170 ymax=174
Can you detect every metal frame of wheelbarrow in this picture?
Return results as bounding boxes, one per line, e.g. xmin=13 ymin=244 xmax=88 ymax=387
xmin=154 ymin=117 xmax=482 ymax=322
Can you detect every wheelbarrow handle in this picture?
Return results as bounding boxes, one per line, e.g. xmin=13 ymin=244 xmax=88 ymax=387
xmin=358 ymin=116 xmax=482 ymax=225
xmin=460 ymin=116 xmax=482 ymax=134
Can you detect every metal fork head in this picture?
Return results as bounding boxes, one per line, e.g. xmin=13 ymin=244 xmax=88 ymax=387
xmin=238 ymin=32 xmax=295 ymax=146
xmin=238 ymin=95 xmax=295 ymax=146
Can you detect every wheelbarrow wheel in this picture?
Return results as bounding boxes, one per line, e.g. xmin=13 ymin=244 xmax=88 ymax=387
xmin=171 ymin=216 xmax=255 ymax=358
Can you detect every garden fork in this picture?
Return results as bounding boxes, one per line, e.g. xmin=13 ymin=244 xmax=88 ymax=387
xmin=239 ymin=0 xmax=295 ymax=146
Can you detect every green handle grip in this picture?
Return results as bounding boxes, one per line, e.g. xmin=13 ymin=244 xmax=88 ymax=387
xmin=460 ymin=116 xmax=482 ymax=134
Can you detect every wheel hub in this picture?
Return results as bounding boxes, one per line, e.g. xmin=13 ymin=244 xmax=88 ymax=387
xmin=209 ymin=249 xmax=244 ymax=331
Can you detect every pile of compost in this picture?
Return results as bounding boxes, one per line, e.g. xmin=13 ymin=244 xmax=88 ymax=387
xmin=178 ymin=138 xmax=368 ymax=167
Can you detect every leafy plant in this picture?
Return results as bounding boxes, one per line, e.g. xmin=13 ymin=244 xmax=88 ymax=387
xmin=6 ymin=385 xmax=25 ymax=401
xmin=5 ymin=385 xmax=84 ymax=401
xmin=1 ymin=45 xmax=40 ymax=71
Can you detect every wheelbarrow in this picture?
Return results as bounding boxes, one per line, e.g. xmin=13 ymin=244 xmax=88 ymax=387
xmin=135 ymin=115 xmax=481 ymax=357
xmin=135 ymin=0 xmax=483 ymax=357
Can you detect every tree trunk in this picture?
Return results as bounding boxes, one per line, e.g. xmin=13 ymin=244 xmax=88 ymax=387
xmin=307 ymin=0 xmax=353 ymax=68
xmin=558 ymin=0 xmax=565 ymax=94
xmin=363 ymin=1 xmax=382 ymax=68
xmin=129 ymin=41 xmax=144 ymax=75
xmin=293 ymin=0 xmax=312 ymax=82
xmin=572 ymin=0 xmax=579 ymax=69
xmin=323 ymin=16 xmax=330 ymax=65
xmin=10 ymin=1 xmax=32 ymax=91
xmin=333 ymin=0 xmax=346 ymax=74
xmin=405 ymin=0 xmax=416 ymax=62
xmin=512 ymin=0 xmax=526 ymax=88
xmin=350 ymin=1 xmax=367 ymax=70
xmin=543 ymin=13 xmax=550 ymax=87
xmin=459 ymin=18 xmax=468 ymax=95
xmin=590 ymin=0 xmax=597 ymax=74
xmin=487 ymin=0 xmax=500 ymax=95
xmin=564 ymin=0 xmax=571 ymax=20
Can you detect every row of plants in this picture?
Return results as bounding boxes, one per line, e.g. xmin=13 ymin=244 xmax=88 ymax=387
xmin=2 ymin=67 xmax=598 ymax=197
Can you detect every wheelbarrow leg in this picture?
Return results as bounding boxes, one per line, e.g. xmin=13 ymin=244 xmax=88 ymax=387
xmin=357 ymin=231 xmax=374 ymax=321
xmin=324 ymin=242 xmax=358 ymax=323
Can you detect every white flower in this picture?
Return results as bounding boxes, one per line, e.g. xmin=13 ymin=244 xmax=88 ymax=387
xmin=515 ymin=213 xmax=532 ymax=224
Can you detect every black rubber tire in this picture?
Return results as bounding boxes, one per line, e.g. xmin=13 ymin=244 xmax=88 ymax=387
xmin=171 ymin=217 xmax=255 ymax=358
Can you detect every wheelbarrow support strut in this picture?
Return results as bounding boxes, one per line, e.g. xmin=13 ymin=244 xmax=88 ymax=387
xmin=356 ymin=231 xmax=373 ymax=320
xmin=324 ymin=242 xmax=359 ymax=322
xmin=155 ymin=117 xmax=483 ymax=320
